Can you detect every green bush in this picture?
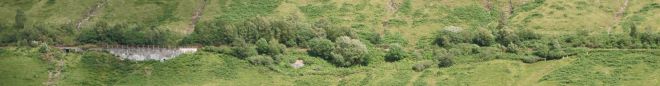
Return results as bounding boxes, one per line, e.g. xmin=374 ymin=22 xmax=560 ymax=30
xmin=437 ymin=54 xmax=454 ymax=68
xmin=330 ymin=36 xmax=369 ymax=67
xmin=496 ymin=29 xmax=520 ymax=45
xmin=200 ymin=46 xmax=234 ymax=55
xmin=256 ymin=38 xmax=286 ymax=56
xmin=433 ymin=26 xmax=473 ymax=47
xmin=518 ymin=29 xmax=541 ymax=40
xmin=472 ymin=29 xmax=496 ymax=46
xmin=307 ymin=38 xmax=335 ymax=58
xmin=385 ymin=43 xmax=407 ymax=62
xmin=247 ymin=55 xmax=275 ymax=66
xmin=534 ymin=41 xmax=568 ymax=60
xmin=412 ymin=60 xmax=433 ymax=72
xmin=231 ymin=39 xmax=258 ymax=59
xmin=521 ymin=56 xmax=545 ymax=63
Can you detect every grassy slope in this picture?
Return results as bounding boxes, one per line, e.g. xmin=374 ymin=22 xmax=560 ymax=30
xmin=1 ymin=0 xmax=660 ymax=86
xmin=2 ymin=47 xmax=659 ymax=86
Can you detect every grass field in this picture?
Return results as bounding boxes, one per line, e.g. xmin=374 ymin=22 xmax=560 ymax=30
xmin=1 ymin=47 xmax=659 ymax=86
xmin=1 ymin=0 xmax=660 ymax=85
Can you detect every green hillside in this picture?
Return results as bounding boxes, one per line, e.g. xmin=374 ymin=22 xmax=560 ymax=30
xmin=1 ymin=0 xmax=660 ymax=86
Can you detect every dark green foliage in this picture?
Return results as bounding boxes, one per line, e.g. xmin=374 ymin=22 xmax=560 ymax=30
xmin=518 ymin=29 xmax=541 ymax=40
xmin=14 ymin=9 xmax=26 ymax=29
xmin=256 ymin=38 xmax=269 ymax=54
xmin=78 ymin=22 xmax=174 ymax=45
xmin=324 ymin=26 xmax=356 ymax=42
xmin=472 ymin=29 xmax=496 ymax=46
xmin=433 ymin=27 xmax=473 ymax=47
xmin=385 ymin=43 xmax=406 ymax=62
xmin=247 ymin=55 xmax=275 ymax=66
xmin=185 ymin=17 xmax=315 ymax=48
xmin=231 ymin=39 xmax=258 ymax=59
xmin=366 ymin=32 xmax=383 ymax=44
xmin=200 ymin=46 xmax=234 ymax=55
xmin=256 ymin=38 xmax=286 ymax=56
xmin=496 ymin=29 xmax=520 ymax=45
xmin=412 ymin=60 xmax=433 ymax=72
xmin=330 ymin=36 xmax=369 ymax=67
xmin=437 ymin=53 xmax=453 ymax=68
xmin=534 ymin=40 xmax=571 ymax=60
xmin=307 ymin=38 xmax=335 ymax=58
xmin=183 ymin=20 xmax=236 ymax=45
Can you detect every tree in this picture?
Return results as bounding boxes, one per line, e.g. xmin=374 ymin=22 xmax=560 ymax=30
xmin=232 ymin=38 xmax=258 ymax=59
xmin=247 ymin=55 xmax=274 ymax=66
xmin=330 ymin=36 xmax=369 ymax=67
xmin=496 ymin=29 xmax=520 ymax=45
xmin=437 ymin=54 xmax=454 ymax=68
xmin=307 ymin=38 xmax=335 ymax=58
xmin=14 ymin=9 xmax=26 ymax=29
xmin=473 ymin=29 xmax=496 ymax=46
xmin=257 ymin=38 xmax=286 ymax=56
xmin=385 ymin=43 xmax=407 ymax=62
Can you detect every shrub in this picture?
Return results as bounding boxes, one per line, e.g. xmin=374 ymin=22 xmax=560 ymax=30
xmin=256 ymin=38 xmax=270 ymax=54
xmin=307 ymin=38 xmax=335 ymax=58
xmin=201 ymin=46 xmax=233 ymax=55
xmin=496 ymin=29 xmax=520 ymax=45
xmin=437 ymin=53 xmax=454 ymax=68
xmin=330 ymin=36 xmax=369 ymax=67
xmin=521 ymin=56 xmax=545 ymax=63
xmin=472 ymin=29 xmax=496 ymax=46
xmin=433 ymin=26 xmax=472 ymax=47
xmin=247 ymin=55 xmax=275 ymax=66
xmin=231 ymin=39 xmax=258 ymax=59
xmin=534 ymin=41 xmax=567 ymax=60
xmin=412 ymin=60 xmax=433 ymax=72
xmin=385 ymin=43 xmax=407 ymax=62
xmin=518 ymin=28 xmax=541 ymax=40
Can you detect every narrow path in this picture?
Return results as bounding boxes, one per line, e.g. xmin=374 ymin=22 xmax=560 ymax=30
xmin=405 ymin=71 xmax=424 ymax=86
xmin=608 ymin=0 xmax=629 ymax=34
xmin=76 ymin=0 xmax=107 ymax=30
xmin=44 ymin=51 xmax=65 ymax=86
xmin=516 ymin=57 xmax=575 ymax=86
xmin=187 ymin=0 xmax=208 ymax=34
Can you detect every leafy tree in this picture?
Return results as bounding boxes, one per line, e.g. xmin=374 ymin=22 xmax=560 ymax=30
xmin=385 ymin=43 xmax=407 ymax=62
xmin=496 ymin=29 xmax=520 ymax=45
xmin=473 ymin=29 xmax=496 ymax=46
xmin=247 ymin=55 xmax=275 ymax=66
xmin=330 ymin=36 xmax=369 ymax=67
xmin=14 ymin=9 xmax=26 ymax=29
xmin=437 ymin=54 xmax=454 ymax=68
xmin=232 ymin=38 xmax=258 ymax=59
xmin=256 ymin=38 xmax=286 ymax=56
xmin=307 ymin=38 xmax=335 ymax=58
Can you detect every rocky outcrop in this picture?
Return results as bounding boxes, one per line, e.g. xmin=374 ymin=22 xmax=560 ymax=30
xmin=105 ymin=47 xmax=197 ymax=61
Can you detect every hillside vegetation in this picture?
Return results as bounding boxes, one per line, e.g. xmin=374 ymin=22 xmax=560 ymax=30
xmin=1 ymin=0 xmax=659 ymax=86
